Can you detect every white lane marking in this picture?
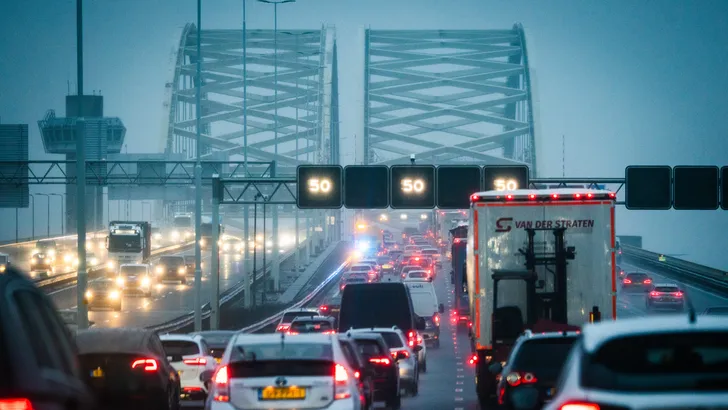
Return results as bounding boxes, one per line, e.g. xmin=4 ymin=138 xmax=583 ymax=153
xmin=454 ymin=397 xmax=463 ymax=401
xmin=455 ymin=388 xmax=463 ymax=392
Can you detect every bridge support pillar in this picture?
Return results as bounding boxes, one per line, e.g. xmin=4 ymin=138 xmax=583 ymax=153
xmin=243 ymin=205 xmax=252 ymax=309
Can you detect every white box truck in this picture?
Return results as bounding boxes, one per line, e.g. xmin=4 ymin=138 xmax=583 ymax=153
xmin=466 ymin=188 xmax=617 ymax=405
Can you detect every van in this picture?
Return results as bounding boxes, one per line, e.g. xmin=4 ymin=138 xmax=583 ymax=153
xmin=405 ymin=281 xmax=445 ymax=348
xmin=338 ymin=282 xmax=426 ymax=347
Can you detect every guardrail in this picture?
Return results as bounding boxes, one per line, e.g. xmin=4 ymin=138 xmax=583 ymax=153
xmin=36 ymin=241 xmax=195 ymax=289
xmin=238 ymin=257 xmax=350 ymax=334
xmin=0 ymin=230 xmax=108 ymax=249
xmin=622 ymin=244 xmax=728 ymax=294
xmin=150 ymin=242 xmax=348 ymax=334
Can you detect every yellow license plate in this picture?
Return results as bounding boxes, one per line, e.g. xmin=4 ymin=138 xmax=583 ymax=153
xmin=260 ymin=387 xmax=306 ymax=400
xmin=215 ymin=358 xmax=221 ymax=364
xmin=177 ymin=370 xmax=184 ymax=376
xmin=383 ymin=264 xmax=392 ymax=269
xmin=91 ymin=367 xmax=104 ymax=378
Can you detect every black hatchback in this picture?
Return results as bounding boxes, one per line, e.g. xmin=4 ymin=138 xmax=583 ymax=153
xmin=492 ymin=330 xmax=579 ymax=410
xmin=621 ymin=272 xmax=652 ymax=292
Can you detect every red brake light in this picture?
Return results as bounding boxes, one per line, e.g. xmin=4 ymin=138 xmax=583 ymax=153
xmin=277 ymin=324 xmax=289 ymax=331
xmin=213 ymin=365 xmax=230 ymax=402
xmin=470 ymin=194 xmax=479 ymax=201
xmin=183 ymin=357 xmax=207 ymax=365
xmin=0 ymin=399 xmax=33 ymax=410
xmin=390 ymin=349 xmax=410 ymax=359
xmin=650 ymin=291 xmax=659 ymax=297
xmin=319 ymin=305 xmax=329 ymax=311
xmin=623 ymin=279 xmax=632 ymax=284
xmin=354 ymin=371 xmax=360 ymax=379
xmin=334 ymin=364 xmax=348 ymax=382
xmin=644 ymin=279 xmax=652 ymax=284
xmin=574 ymin=193 xmax=581 ymax=199
xmin=675 ymin=291 xmax=683 ymax=297
xmin=468 ymin=354 xmax=478 ymax=365
xmin=551 ymin=193 xmax=559 ymax=199
xmin=586 ymin=193 xmax=594 ymax=199
xmin=528 ymin=194 xmax=536 ymax=200
xmin=287 ymin=331 xmax=300 ymax=335
xmin=505 ymin=194 xmax=514 ymax=200
xmin=505 ymin=371 xmax=538 ymax=386
xmin=433 ymin=313 xmax=440 ymax=324
xmin=369 ymin=357 xmax=391 ymax=365
xmin=608 ymin=192 xmax=616 ymax=198
xmin=560 ymin=403 xmax=600 ymax=410
xmin=454 ymin=238 xmax=461 ymax=244
xmin=131 ymin=358 xmax=158 ymax=371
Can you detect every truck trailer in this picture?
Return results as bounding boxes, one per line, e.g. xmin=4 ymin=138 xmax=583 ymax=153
xmin=449 ymin=226 xmax=470 ymax=329
xmin=466 ymin=188 xmax=617 ymax=406
xmin=106 ymin=221 xmax=152 ymax=271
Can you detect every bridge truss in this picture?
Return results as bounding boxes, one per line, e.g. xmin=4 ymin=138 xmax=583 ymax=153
xmin=164 ymin=24 xmax=339 ymax=166
xmin=363 ymin=25 xmax=537 ymax=171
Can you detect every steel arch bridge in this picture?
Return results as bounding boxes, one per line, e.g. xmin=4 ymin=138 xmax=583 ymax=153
xmin=163 ymin=24 xmax=339 ymax=173
xmin=362 ymin=24 xmax=537 ymax=172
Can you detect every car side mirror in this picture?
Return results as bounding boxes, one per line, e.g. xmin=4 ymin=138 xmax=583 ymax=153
xmin=416 ymin=317 xmax=426 ymax=330
xmin=412 ymin=345 xmax=423 ymax=353
xmin=438 ymin=303 xmax=445 ymax=314
xmin=200 ymin=369 xmax=214 ymax=383
xmin=395 ymin=351 xmax=408 ymax=361
xmin=488 ymin=362 xmax=503 ymax=374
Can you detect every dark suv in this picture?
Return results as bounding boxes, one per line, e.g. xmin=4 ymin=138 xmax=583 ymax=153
xmin=621 ymin=272 xmax=652 ymax=292
xmin=346 ymin=331 xmax=401 ymax=409
xmin=491 ymin=330 xmax=579 ymax=410
xmin=155 ymin=255 xmax=187 ymax=284
xmin=0 ymin=267 xmax=94 ymax=409
xmin=338 ymin=335 xmax=375 ymax=410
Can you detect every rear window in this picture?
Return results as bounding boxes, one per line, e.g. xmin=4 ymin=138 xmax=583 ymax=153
xmin=339 ymin=285 xmax=413 ymax=332
xmin=511 ymin=338 xmax=577 ymax=379
xmin=159 ymin=256 xmax=184 ymax=266
xmin=581 ymin=332 xmax=728 ymax=392
xmin=161 ymin=340 xmax=200 ymax=360
xmin=407 ymin=271 xmax=428 ymax=279
xmin=339 ymin=341 xmax=362 ymax=369
xmin=229 ymin=359 xmax=333 ymax=378
xmin=377 ymin=257 xmax=391 ymax=264
xmin=421 ymin=249 xmax=437 ymax=255
xmin=378 ymin=332 xmax=404 ymax=349
xmin=354 ymin=339 xmax=385 ymax=356
xmin=231 ymin=343 xmax=332 ymax=361
xmin=290 ymin=320 xmax=333 ymax=333
xmin=627 ymin=273 xmax=648 ymax=279
xmin=349 ymin=265 xmax=370 ymax=272
xmin=346 ymin=277 xmax=366 ymax=284
xmin=654 ymin=286 xmax=680 ymax=293
xmin=281 ymin=311 xmax=316 ymax=323
xmin=120 ymin=266 xmax=147 ymax=276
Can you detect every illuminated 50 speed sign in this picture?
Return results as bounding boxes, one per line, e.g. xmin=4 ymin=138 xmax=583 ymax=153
xmin=390 ymin=165 xmax=436 ymax=209
xmin=296 ymin=165 xmax=343 ymax=209
xmin=483 ymin=165 xmax=529 ymax=192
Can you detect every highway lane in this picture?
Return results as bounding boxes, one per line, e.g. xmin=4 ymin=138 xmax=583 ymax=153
xmin=618 ymin=257 xmax=728 ymax=318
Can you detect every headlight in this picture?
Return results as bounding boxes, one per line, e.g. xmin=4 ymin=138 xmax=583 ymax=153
xmin=116 ymin=277 xmax=125 ymax=286
xmin=153 ymin=233 xmax=162 ymax=240
xmin=178 ymin=267 xmax=186 ymax=275
xmin=85 ymin=290 xmax=92 ymax=298
xmin=223 ymin=243 xmax=230 ymax=251
xmin=171 ymin=231 xmax=180 ymax=239
xmin=0 ymin=265 xmax=5 ymax=272
xmin=107 ymin=261 xmax=115 ymax=270
xmin=109 ymin=290 xmax=120 ymax=299
xmin=90 ymin=258 xmax=98 ymax=266
xmin=200 ymin=238 xmax=206 ymax=247
xmin=235 ymin=243 xmax=244 ymax=251
xmin=86 ymin=242 xmax=93 ymax=250
xmin=31 ymin=248 xmax=39 ymax=255
xmin=63 ymin=254 xmax=73 ymax=263
xmin=31 ymin=258 xmax=37 ymax=264
xmin=140 ymin=276 xmax=151 ymax=286
xmin=47 ymin=250 xmax=56 ymax=257
xmin=156 ymin=266 xmax=164 ymax=274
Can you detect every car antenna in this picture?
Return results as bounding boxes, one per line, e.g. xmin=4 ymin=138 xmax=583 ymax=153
xmin=686 ymin=296 xmax=697 ymax=324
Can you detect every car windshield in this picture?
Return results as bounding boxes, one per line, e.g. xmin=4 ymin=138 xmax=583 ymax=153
xmin=120 ymin=266 xmax=147 ymax=276
xmin=90 ymin=279 xmax=117 ymax=290
xmin=581 ymin=332 xmax=728 ymax=392
xmin=511 ymin=337 xmax=577 ymax=379
xmin=159 ymin=256 xmax=184 ymax=267
xmin=290 ymin=320 xmax=333 ymax=333
xmin=231 ymin=343 xmax=333 ymax=361
xmin=281 ymin=311 xmax=316 ymax=323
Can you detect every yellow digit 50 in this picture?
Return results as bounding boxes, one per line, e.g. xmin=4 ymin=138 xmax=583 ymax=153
xmin=308 ymin=178 xmax=332 ymax=193
xmin=494 ymin=178 xmax=518 ymax=191
xmin=401 ymin=178 xmax=425 ymax=194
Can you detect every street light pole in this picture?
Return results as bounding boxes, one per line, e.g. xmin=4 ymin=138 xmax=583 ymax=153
xmin=29 ymin=194 xmax=35 ymax=240
xmin=252 ymin=194 xmax=260 ymax=307
xmin=75 ymin=0 xmax=89 ymax=330
xmin=193 ymin=0 xmax=203 ymax=332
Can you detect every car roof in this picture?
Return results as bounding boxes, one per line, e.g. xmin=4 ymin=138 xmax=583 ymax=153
xmin=283 ymin=308 xmax=318 ymax=313
xmin=291 ymin=316 xmax=333 ymax=323
xmin=348 ymin=327 xmax=404 ymax=336
xmin=159 ymin=334 xmax=202 ymax=343
xmin=581 ymin=315 xmax=728 ymax=352
xmin=652 ymin=283 xmax=679 ymax=288
xmin=232 ymin=333 xmax=334 ymax=345
xmin=519 ymin=330 xmax=580 ymax=342
xmin=76 ymin=328 xmax=155 ymax=355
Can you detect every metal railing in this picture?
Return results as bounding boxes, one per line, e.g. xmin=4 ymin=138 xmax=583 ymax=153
xmin=622 ymin=244 xmax=728 ymax=294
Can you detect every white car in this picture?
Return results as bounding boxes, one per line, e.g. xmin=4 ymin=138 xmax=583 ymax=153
xmin=544 ymin=314 xmax=728 ymax=410
xmin=348 ymin=327 xmax=421 ymax=396
xmin=203 ymin=333 xmax=363 ymax=410
xmin=276 ymin=308 xmax=320 ymax=333
xmin=160 ymin=334 xmax=217 ymax=402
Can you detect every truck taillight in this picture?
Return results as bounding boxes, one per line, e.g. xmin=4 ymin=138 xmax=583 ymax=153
xmin=468 ymin=354 xmax=478 ymax=365
xmin=560 ymin=403 xmax=600 ymax=410
xmin=0 ymin=399 xmax=33 ymax=410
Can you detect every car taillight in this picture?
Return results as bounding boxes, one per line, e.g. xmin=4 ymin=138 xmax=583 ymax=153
xmin=131 ymin=358 xmax=158 ymax=371
xmin=334 ymin=364 xmax=351 ymax=400
xmin=183 ymin=357 xmax=207 ymax=365
xmin=416 ymin=334 xmax=423 ymax=345
xmin=213 ymin=365 xmax=230 ymax=402
xmin=623 ymin=279 xmax=632 ymax=284
xmin=674 ymin=291 xmax=683 ymax=297
xmin=319 ymin=305 xmax=329 ymax=312
xmin=0 ymin=399 xmax=33 ymax=410
xmin=369 ymin=357 xmax=391 ymax=365
xmin=649 ymin=291 xmax=659 ymax=297
xmin=277 ymin=324 xmax=289 ymax=332
xmin=322 ymin=330 xmax=336 ymax=335
xmin=560 ymin=403 xmax=600 ymax=410
xmin=505 ymin=371 xmax=538 ymax=386
xmin=287 ymin=331 xmax=300 ymax=335
xmin=644 ymin=279 xmax=652 ymax=284
xmin=433 ymin=313 xmax=440 ymax=325
xmin=407 ymin=331 xmax=417 ymax=347
xmin=468 ymin=354 xmax=478 ymax=365
xmin=391 ymin=349 xmax=410 ymax=359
